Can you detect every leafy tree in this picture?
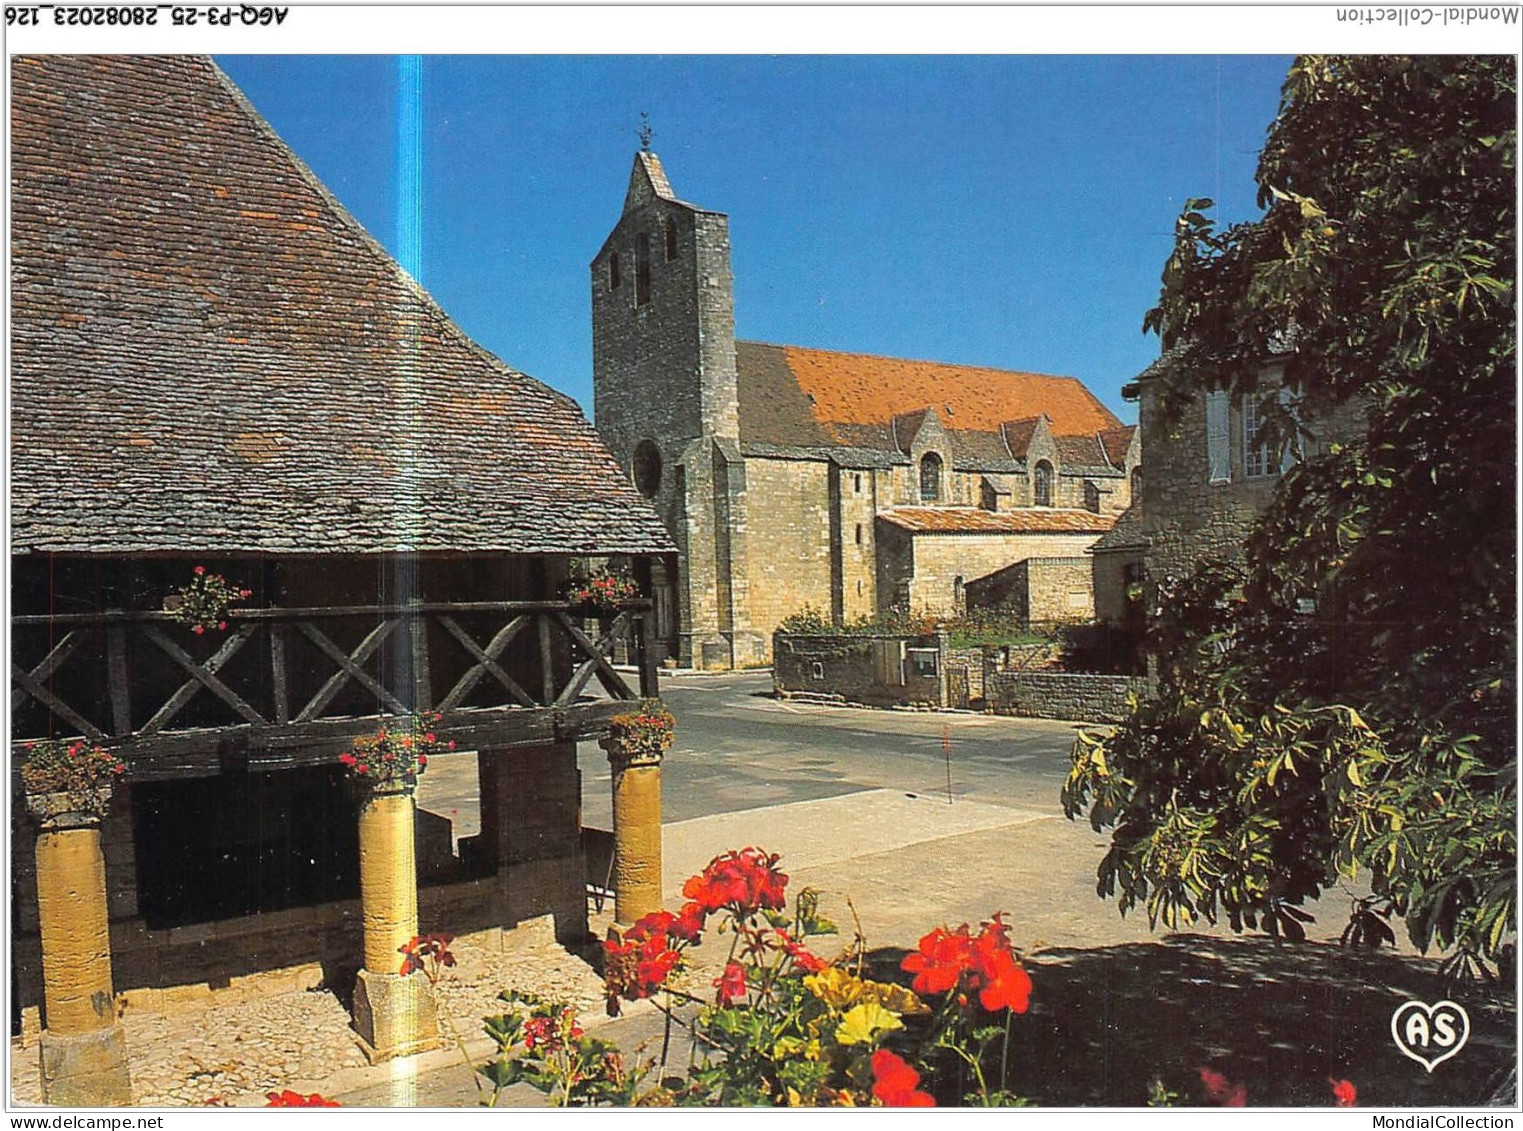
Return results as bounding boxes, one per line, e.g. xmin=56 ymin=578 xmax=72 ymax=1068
xmin=1063 ymin=56 xmax=1515 ymax=978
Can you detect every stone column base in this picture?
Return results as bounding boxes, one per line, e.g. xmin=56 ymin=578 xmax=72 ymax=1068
xmin=40 ymin=1025 xmax=131 ymax=1106
xmin=351 ymin=969 xmax=441 ymax=1064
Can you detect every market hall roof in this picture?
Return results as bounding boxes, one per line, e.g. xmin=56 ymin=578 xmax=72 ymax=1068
xmin=10 ymin=54 xmax=673 ymax=558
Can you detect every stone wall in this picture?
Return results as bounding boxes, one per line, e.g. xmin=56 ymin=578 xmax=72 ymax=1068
xmin=901 ymin=532 xmax=1105 ymax=617
xmin=831 ymin=464 xmax=881 ymax=623
xmin=985 ymin=671 xmax=1146 ymax=723
xmin=1024 ymin=557 xmax=1095 ymax=622
xmin=772 ymin=632 xmax=943 ymax=707
xmin=742 ymin=456 xmax=835 ymax=654
xmin=1137 ymin=367 xmax=1364 ymax=591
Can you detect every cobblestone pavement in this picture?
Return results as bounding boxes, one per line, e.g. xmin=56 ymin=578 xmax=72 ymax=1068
xmin=8 ymin=923 xmax=610 ymax=1108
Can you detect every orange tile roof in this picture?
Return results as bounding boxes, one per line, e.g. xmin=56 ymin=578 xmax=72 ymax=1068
xmin=878 ymin=507 xmax=1116 ymax=535
xmin=768 ymin=344 xmax=1121 ymax=441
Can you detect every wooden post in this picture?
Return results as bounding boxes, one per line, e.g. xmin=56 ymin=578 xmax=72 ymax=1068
xmin=351 ymin=787 xmax=439 ymax=1062
xmin=31 ymin=803 xmax=131 ymax=1105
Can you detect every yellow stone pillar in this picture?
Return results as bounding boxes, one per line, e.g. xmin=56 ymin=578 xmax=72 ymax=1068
xmin=601 ymin=704 xmax=671 ymax=927
xmin=29 ymin=795 xmax=131 ymax=1106
xmin=351 ymin=787 xmax=439 ymax=1062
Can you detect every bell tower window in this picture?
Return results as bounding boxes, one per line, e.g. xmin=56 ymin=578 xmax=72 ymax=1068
xmin=665 ymin=217 xmax=679 ymax=261
xmin=635 ymin=233 xmax=651 ymax=306
xmin=608 ymin=251 xmax=621 ymax=291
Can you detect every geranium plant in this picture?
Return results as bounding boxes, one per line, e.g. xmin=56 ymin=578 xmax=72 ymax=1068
xmin=604 ymin=700 xmax=675 ymax=761
xmin=339 ymin=712 xmax=454 ymax=791
xmin=565 ymin=569 xmax=639 ymax=614
xmin=20 ymin=739 xmax=126 ymax=803
xmin=166 ymin=565 xmax=252 ymax=634
xmin=476 ymin=845 xmax=1034 ymax=1107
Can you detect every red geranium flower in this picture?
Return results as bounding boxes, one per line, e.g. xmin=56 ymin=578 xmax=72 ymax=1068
xmin=870 ymin=1049 xmax=935 ymax=1108
xmin=1330 ymin=1078 xmax=1357 ymax=1107
xmin=775 ymin=928 xmax=828 ymax=974
xmin=681 ymin=847 xmax=787 ymax=917
xmin=604 ymin=923 xmax=682 ymax=1015
xmin=902 ymin=914 xmax=1032 ymax=1014
xmin=714 ymin=961 xmax=748 ymax=1006
xmin=193 ymin=565 xmax=206 ymax=576
xmin=902 ymin=926 xmax=973 ymax=995
xmin=672 ymin=901 xmax=708 ymax=942
xmin=1199 ymin=1067 xmax=1247 ymax=1107
xmin=266 ymin=1090 xmax=339 ymax=1107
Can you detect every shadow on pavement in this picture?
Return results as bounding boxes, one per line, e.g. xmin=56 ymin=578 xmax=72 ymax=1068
xmin=898 ymin=934 xmax=1517 ymax=1108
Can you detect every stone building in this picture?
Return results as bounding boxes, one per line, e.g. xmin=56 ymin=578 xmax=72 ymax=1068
xmin=593 ymin=151 xmax=1139 ymax=669
xmin=10 ymin=56 xmax=673 ymax=1102
xmin=1117 ymin=349 xmax=1361 ymax=605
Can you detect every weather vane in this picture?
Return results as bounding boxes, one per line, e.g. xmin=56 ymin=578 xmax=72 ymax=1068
xmin=637 ymin=111 xmax=654 ymax=152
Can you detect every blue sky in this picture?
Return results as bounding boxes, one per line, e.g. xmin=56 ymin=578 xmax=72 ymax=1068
xmin=217 ymin=55 xmax=1295 ymax=425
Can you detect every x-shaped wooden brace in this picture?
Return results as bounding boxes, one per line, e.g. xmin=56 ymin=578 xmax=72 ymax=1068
xmin=436 ymin=614 xmax=537 ymax=710
xmin=9 ymin=630 xmax=103 ymax=740
xmin=294 ymin=618 xmax=409 ymax=722
xmin=554 ymin=612 xmax=635 ymax=707
xmin=138 ymin=623 xmax=266 ymax=736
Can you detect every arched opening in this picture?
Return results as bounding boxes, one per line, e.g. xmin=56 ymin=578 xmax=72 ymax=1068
xmin=1033 ymin=460 xmax=1054 ymax=507
xmin=608 ymin=251 xmax=621 ymax=291
xmin=632 ymin=439 xmax=662 ymax=498
xmin=665 ymin=217 xmax=679 ymax=261
xmin=919 ymin=453 xmax=943 ymax=503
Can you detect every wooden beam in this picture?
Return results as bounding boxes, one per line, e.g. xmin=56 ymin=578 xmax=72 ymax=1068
xmin=14 ymin=701 xmax=630 ymax=781
xmin=436 ymin=615 xmax=534 ymax=710
xmin=294 ymin=619 xmax=406 ymax=721
xmin=553 ymin=612 xmax=634 ymax=703
xmin=10 ymin=630 xmax=84 ymax=713
xmin=138 ymin=623 xmax=265 ymax=733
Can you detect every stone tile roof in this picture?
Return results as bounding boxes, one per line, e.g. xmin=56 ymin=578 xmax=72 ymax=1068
xmin=1054 ymin=435 xmax=1123 ymax=477
xmin=877 ymin=507 xmax=1117 ymax=535
xmin=736 ymin=341 xmax=1120 ymax=448
xmin=1099 ymin=425 xmax=1137 ymax=469
xmin=947 ymin=430 xmax=1021 ymax=473
xmin=11 ymin=55 xmax=672 ymax=558
xmin=1088 ymin=504 xmax=1148 ymax=553
xmin=1000 ymin=417 xmax=1042 ymax=460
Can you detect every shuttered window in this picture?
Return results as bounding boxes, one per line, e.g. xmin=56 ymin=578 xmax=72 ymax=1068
xmin=1206 ymin=391 xmax=1231 ymax=484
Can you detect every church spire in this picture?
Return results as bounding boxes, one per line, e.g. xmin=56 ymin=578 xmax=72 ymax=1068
xmin=623 ymin=149 xmax=676 ymax=213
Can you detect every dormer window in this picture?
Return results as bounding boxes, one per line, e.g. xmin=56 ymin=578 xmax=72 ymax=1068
xmin=1033 ymin=460 xmax=1054 ymax=507
xmin=608 ymin=251 xmax=621 ymax=291
xmin=665 ymin=217 xmax=679 ymax=261
xmin=635 ymin=234 xmax=651 ymax=306
xmin=919 ymin=453 xmax=943 ymax=503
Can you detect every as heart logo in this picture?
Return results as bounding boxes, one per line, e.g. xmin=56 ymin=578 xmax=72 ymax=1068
xmin=1390 ymin=1000 xmax=1470 ymax=1072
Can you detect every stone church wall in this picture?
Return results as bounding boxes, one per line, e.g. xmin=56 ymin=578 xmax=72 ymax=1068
xmin=741 ymin=457 xmax=835 ymax=654
xmin=898 ymin=532 xmax=1105 ymax=617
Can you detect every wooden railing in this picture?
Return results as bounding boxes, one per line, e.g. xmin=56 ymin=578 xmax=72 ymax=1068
xmin=11 ymin=600 xmax=659 ymax=778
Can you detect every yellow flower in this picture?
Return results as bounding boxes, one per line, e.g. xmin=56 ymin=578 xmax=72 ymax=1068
xmin=835 ymin=1000 xmax=904 ymax=1046
xmin=804 ymin=967 xmax=866 ymax=1010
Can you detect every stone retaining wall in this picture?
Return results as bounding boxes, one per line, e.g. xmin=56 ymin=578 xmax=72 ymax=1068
xmin=772 ymin=632 xmax=943 ymax=707
xmin=985 ymin=671 xmax=1147 ymax=723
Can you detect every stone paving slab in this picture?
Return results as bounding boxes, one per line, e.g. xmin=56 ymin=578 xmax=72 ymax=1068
xmin=662 ymin=787 xmax=1048 ymax=896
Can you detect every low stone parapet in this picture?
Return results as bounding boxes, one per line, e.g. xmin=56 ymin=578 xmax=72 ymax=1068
xmin=985 ymin=671 xmax=1147 ymax=723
